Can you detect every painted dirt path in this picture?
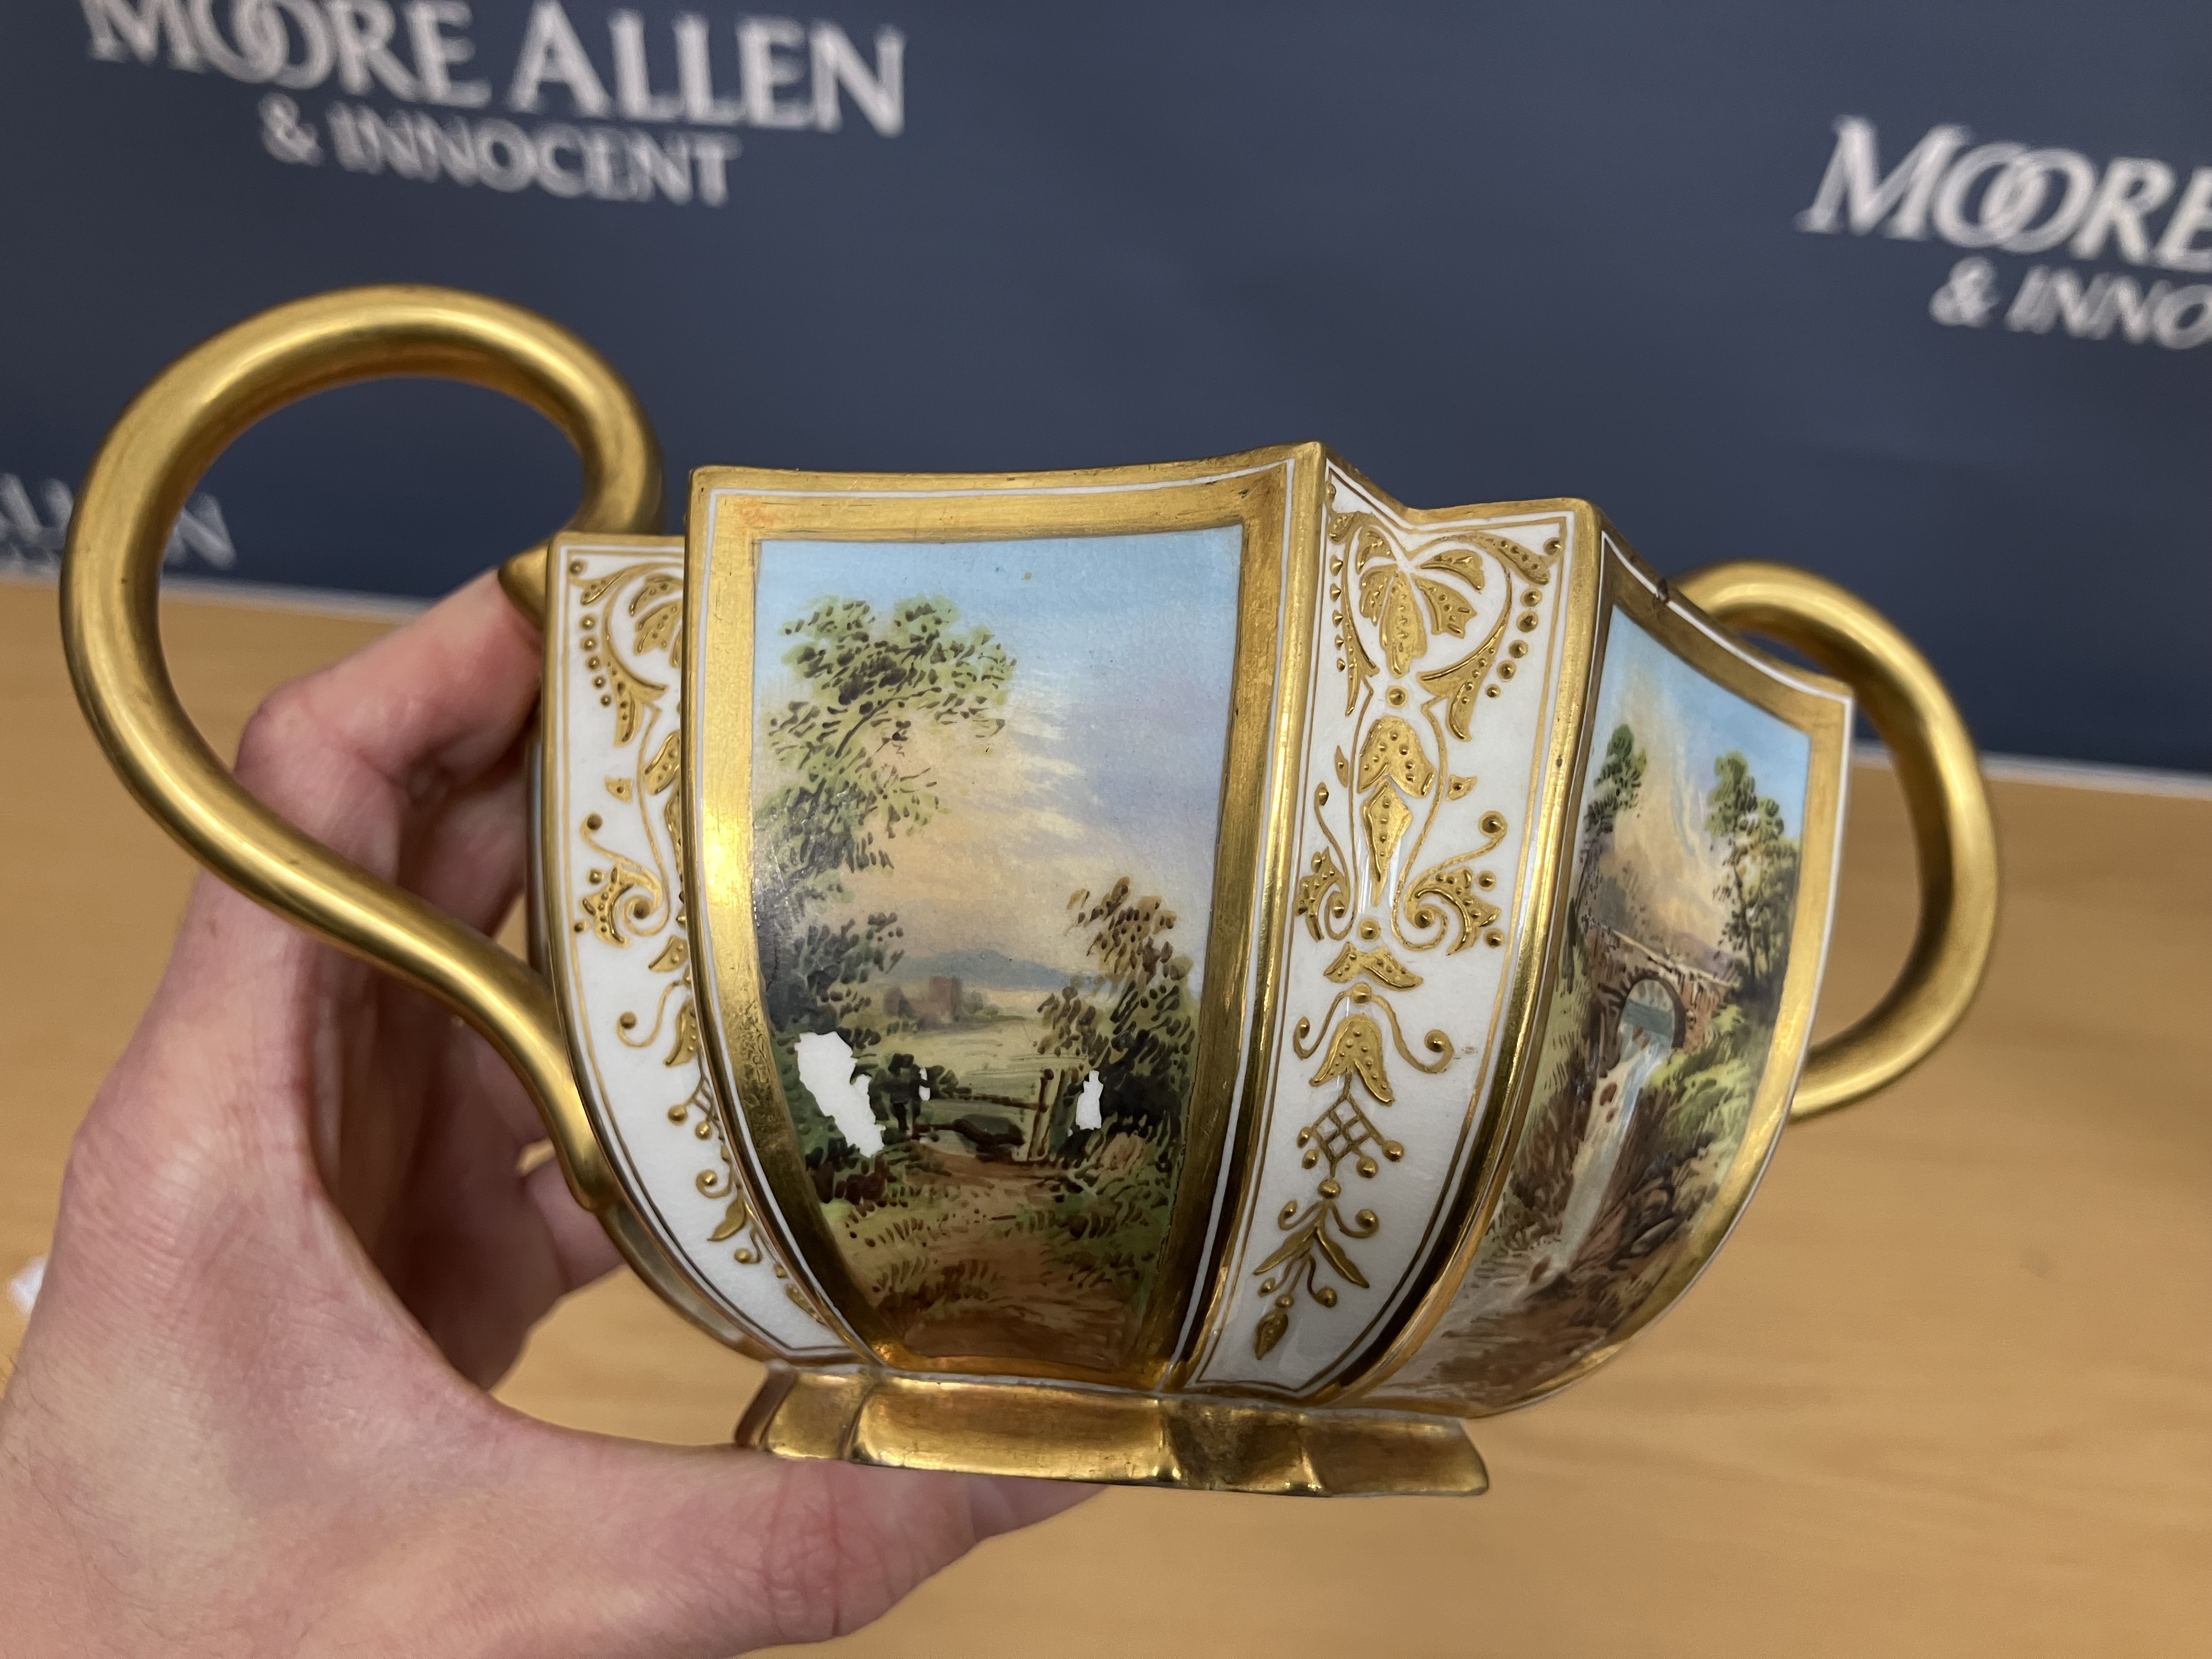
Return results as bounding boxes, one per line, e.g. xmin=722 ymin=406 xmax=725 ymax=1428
xmin=861 ymin=1149 xmax=1135 ymax=1370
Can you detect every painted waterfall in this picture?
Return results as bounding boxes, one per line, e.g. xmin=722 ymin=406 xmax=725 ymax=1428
xmin=1380 ymin=608 xmax=1814 ymax=1409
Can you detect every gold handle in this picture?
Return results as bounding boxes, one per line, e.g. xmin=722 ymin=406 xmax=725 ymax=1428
xmin=59 ymin=285 xmax=662 ymax=1207
xmin=1674 ymin=562 xmax=2000 ymax=1120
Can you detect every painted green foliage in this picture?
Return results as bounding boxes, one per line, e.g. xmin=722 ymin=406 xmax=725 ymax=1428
xmin=758 ymin=596 xmax=1015 ymax=894
xmin=1035 ymin=877 xmax=1200 ymax=1143
xmin=1574 ymin=721 xmax=1647 ymax=925
xmin=754 ymin=597 xmax=1012 ymax=1059
xmin=1705 ymin=751 xmax=1801 ymax=1001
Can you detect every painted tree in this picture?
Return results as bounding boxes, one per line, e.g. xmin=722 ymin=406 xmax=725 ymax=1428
xmin=1037 ymin=877 xmax=1199 ymax=1142
xmin=757 ymin=597 xmax=1015 ymax=890
xmin=759 ymin=911 xmax=904 ymax=1048
xmin=1705 ymin=752 xmax=1799 ymax=1000
xmin=1574 ymin=722 xmax=1647 ymax=923
xmin=754 ymin=596 xmax=1015 ymax=1042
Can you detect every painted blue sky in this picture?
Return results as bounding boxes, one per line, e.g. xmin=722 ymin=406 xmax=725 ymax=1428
xmin=1589 ymin=611 xmax=1813 ymax=806
xmin=753 ymin=528 xmax=1244 ymax=980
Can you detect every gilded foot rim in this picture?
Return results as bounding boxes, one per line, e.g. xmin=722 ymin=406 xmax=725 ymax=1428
xmin=734 ymin=1369 xmax=1489 ymax=1497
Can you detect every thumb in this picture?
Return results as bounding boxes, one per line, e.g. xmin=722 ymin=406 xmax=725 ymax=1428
xmin=393 ymin=1416 xmax=1091 ymax=1658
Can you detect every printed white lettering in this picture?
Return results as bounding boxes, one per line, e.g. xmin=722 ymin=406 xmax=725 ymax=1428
xmin=2001 ymin=265 xmax=2047 ymax=330
xmin=1994 ymin=264 xmax=2208 ymax=349
xmin=508 ymin=0 xmax=609 ymax=115
xmin=188 ymin=0 xmax=282 ymax=81
xmin=1 ymin=476 xmax=234 ymax=572
xmin=1796 ymin=116 xmax=1967 ymax=240
xmin=690 ymin=130 xmax=737 ymax=202
xmin=169 ymin=493 xmax=239 ymax=567
xmin=737 ymin=16 xmax=809 ymax=128
xmin=81 ymin=0 xmax=205 ymax=69
xmin=472 ymin=117 xmax=535 ymax=188
xmin=80 ymin=2 xmax=894 ymax=206
xmin=404 ymin=0 xmax=488 ymax=107
xmin=311 ymin=98 xmax=736 ymax=205
xmin=264 ymin=0 xmax=335 ymax=88
xmin=533 ymin=121 xmax=587 ymax=193
xmin=1931 ymin=256 xmax=2001 ymax=328
xmin=673 ymin=12 xmax=740 ymax=123
xmin=324 ymin=97 xmax=364 ymax=164
xmin=608 ymin=9 xmax=679 ymax=121
xmin=258 ymin=89 xmax=322 ymax=160
xmin=1809 ymin=116 xmax=2212 ymax=350
xmin=2008 ymin=268 xmax=2159 ymax=342
xmin=1994 ymin=148 xmax=2098 ymax=254
xmin=325 ymin=0 xmax=420 ymax=99
xmin=810 ymin=22 xmax=901 ymax=136
xmin=1932 ymin=142 xmax=2027 ymax=247
xmin=178 ymin=0 xmax=337 ymax=87
xmin=0 ymin=476 xmax=75 ymax=567
xmin=625 ymin=127 xmax=690 ymax=200
xmin=2152 ymin=285 xmax=2212 ymax=348
xmin=581 ymin=125 xmax=625 ymax=196
xmin=2152 ymin=168 xmax=2212 ymax=274
xmin=417 ymin=108 xmax=482 ymax=178
xmin=2068 ymin=272 xmax=2156 ymax=342
xmin=338 ymin=103 xmax=455 ymax=178
xmin=2069 ymin=158 xmax=2175 ymax=264
xmin=1805 ymin=119 xmax=2212 ymax=275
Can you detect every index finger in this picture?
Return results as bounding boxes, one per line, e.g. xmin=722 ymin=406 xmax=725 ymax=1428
xmin=247 ymin=571 xmax=543 ymax=799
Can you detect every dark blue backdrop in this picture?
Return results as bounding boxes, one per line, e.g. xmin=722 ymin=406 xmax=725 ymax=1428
xmin=3 ymin=2 xmax=2206 ymax=766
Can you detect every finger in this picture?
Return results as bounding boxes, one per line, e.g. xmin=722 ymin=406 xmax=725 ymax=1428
xmin=966 ymin=1472 xmax=1097 ymax=1541
xmin=353 ymin=1023 xmax=619 ymax=1382
xmin=451 ymin=1017 xmax=556 ymax=1158
xmin=231 ymin=573 xmax=540 ymax=874
xmin=248 ymin=571 xmax=540 ymax=794
xmin=400 ymin=746 xmax=531 ymax=938
xmin=521 ymin=1156 xmax=622 ymax=1294
xmin=52 ymin=877 xmax=386 ymax=1335
xmin=421 ymin=1427 xmax=1093 ymax=1659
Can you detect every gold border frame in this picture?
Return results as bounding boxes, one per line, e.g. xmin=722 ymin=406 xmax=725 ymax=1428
xmin=1350 ymin=526 xmax=1853 ymax=1414
xmin=682 ymin=447 xmax=1321 ymax=1387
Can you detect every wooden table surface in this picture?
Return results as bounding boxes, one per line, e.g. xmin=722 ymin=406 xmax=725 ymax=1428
xmin=1 ymin=579 xmax=2204 ymax=1656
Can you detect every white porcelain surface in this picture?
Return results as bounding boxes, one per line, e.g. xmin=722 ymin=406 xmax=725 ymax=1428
xmin=545 ymin=541 xmax=846 ymax=1360
xmin=1186 ymin=470 xmax=1578 ymax=1395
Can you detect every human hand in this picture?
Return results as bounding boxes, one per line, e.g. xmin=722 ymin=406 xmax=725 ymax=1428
xmin=0 ymin=573 xmax=1084 ymax=1656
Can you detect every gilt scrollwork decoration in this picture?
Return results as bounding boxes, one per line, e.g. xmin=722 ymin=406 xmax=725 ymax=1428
xmin=1255 ymin=504 xmax=1557 ymax=1358
xmin=568 ymin=557 xmax=771 ymax=1281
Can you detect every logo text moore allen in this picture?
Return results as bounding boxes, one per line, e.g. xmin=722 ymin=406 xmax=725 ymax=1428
xmin=81 ymin=0 xmax=905 ymax=208
xmin=1800 ymin=116 xmax=2212 ymax=349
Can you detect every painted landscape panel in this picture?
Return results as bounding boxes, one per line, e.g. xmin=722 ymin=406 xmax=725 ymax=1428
xmin=1379 ymin=606 xmax=1813 ymax=1410
xmin=750 ymin=529 xmax=1242 ymax=1371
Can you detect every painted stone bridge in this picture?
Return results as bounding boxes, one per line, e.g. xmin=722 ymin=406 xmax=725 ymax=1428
xmin=1585 ymin=922 xmax=1735 ymax=1067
